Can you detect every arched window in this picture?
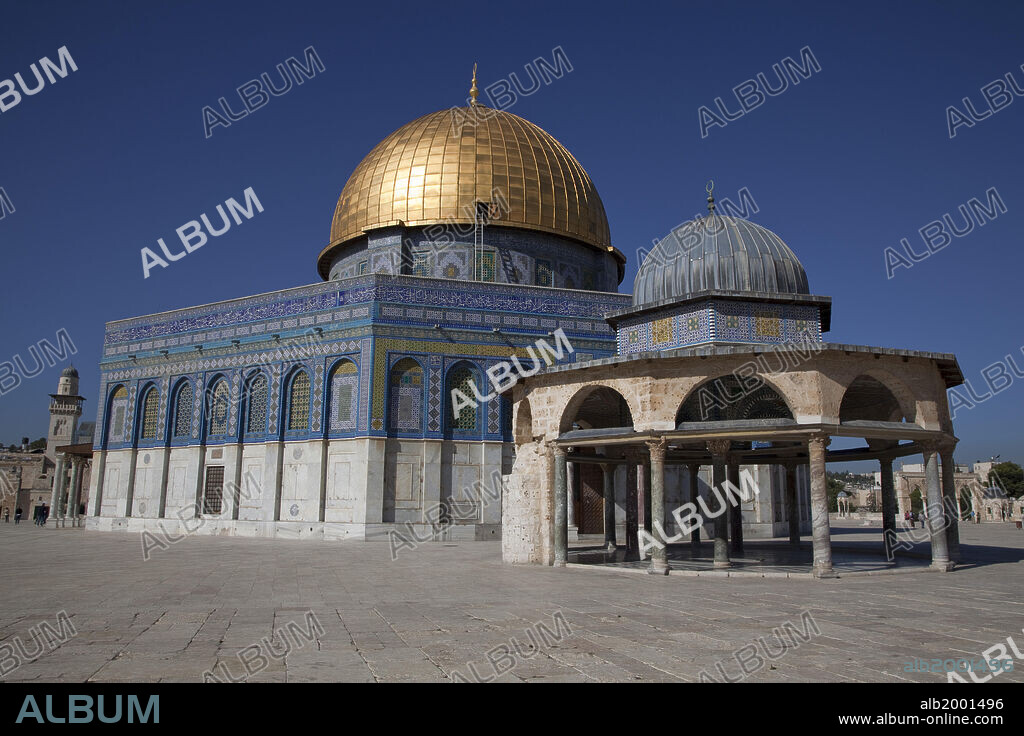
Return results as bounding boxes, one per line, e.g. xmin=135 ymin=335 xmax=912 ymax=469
xmin=389 ymin=358 xmax=423 ymax=432
xmin=245 ymin=373 xmax=268 ymax=435
xmin=107 ymin=386 xmax=128 ymax=444
xmin=172 ymin=381 xmax=193 ymax=438
xmin=446 ymin=363 xmax=479 ymax=434
xmin=329 ymin=360 xmax=358 ymax=432
xmin=140 ymin=387 xmax=159 ymax=440
xmin=287 ymin=371 xmax=310 ymax=431
xmin=208 ymin=380 xmax=230 ymax=435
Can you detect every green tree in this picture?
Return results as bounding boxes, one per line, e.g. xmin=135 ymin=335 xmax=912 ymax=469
xmin=989 ymin=461 xmax=1023 ymax=498
xmin=28 ymin=437 xmax=46 ymax=451
xmin=827 ymin=477 xmax=845 ymax=513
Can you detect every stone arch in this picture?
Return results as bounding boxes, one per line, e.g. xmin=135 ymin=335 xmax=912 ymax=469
xmin=839 ymin=374 xmax=910 ymax=424
xmin=837 ymin=368 xmax=919 ymax=425
xmin=675 ymin=374 xmax=793 ymax=424
xmin=514 ymin=396 xmax=533 ymax=444
xmin=559 ymin=384 xmax=635 ymax=435
xmin=910 ymin=485 xmax=923 ymax=513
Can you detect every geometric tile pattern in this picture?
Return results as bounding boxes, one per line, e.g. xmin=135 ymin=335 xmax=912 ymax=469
xmin=618 ymin=299 xmax=821 ymax=354
xmin=328 ymin=360 xmax=358 ymax=432
xmin=389 ymin=358 xmax=423 ymax=432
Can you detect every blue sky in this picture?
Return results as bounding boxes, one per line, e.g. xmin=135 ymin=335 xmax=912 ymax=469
xmin=1 ymin=0 xmax=1021 ymax=470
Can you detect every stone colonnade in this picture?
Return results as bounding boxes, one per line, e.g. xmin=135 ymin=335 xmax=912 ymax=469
xmin=48 ymin=452 xmax=90 ymax=528
xmin=549 ymin=434 xmax=959 ymax=577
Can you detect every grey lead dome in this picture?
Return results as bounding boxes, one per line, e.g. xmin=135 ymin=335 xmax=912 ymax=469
xmin=633 ymin=214 xmax=810 ymax=306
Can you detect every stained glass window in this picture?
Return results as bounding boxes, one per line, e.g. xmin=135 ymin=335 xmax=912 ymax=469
xmin=245 ymin=374 xmax=268 ymax=434
xmin=535 ymin=259 xmax=552 ymax=287
xmin=411 ymin=250 xmax=431 ymax=277
xmin=173 ymin=382 xmax=193 ymax=438
xmin=448 ymin=365 xmax=478 ymax=431
xmin=287 ymin=371 xmax=310 ymax=431
xmin=209 ymin=381 xmax=230 ymax=435
xmin=476 ymin=250 xmax=496 ymax=282
xmin=141 ymin=388 xmax=159 ymax=440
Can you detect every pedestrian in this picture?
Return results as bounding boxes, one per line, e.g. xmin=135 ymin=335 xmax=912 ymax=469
xmin=904 ymin=510 xmax=910 ymax=528
xmin=14 ymin=507 xmax=22 ymax=524
xmin=3 ymin=508 xmax=8 ymax=523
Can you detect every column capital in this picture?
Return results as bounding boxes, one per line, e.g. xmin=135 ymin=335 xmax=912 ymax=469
xmin=936 ymin=436 xmax=958 ymax=455
xmin=550 ymin=444 xmax=567 ymax=459
xmin=706 ymin=439 xmax=731 ymax=458
xmin=807 ymin=433 xmax=831 ymax=452
xmin=645 ymin=439 xmax=667 ymax=462
xmin=598 ymin=462 xmax=614 ymax=474
xmin=918 ymin=439 xmax=939 ymax=454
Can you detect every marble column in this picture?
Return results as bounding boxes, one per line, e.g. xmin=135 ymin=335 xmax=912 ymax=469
xmin=625 ymin=455 xmax=640 ymax=561
xmin=728 ymin=461 xmax=743 ymax=555
xmin=707 ymin=439 xmax=731 ymax=568
xmin=553 ymin=446 xmax=568 ymax=567
xmin=49 ymin=453 xmax=66 ymax=528
xmin=566 ymin=459 xmax=577 ymax=537
xmin=686 ymin=463 xmax=702 ymax=553
xmin=642 ymin=460 xmax=652 ymax=534
xmin=923 ymin=443 xmax=953 ymax=571
xmin=601 ymin=463 xmax=616 ymax=550
xmin=879 ymin=456 xmax=897 ymax=560
xmin=939 ymin=443 xmax=960 ymax=562
xmin=646 ymin=441 xmax=669 ymax=575
xmin=785 ymin=462 xmax=800 ymax=545
xmin=808 ymin=434 xmax=835 ymax=578
xmin=66 ymin=458 xmax=82 ymax=527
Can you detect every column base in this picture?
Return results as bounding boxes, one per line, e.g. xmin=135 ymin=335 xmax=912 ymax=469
xmin=931 ymin=560 xmax=955 ymax=572
xmin=813 ymin=566 xmax=837 ymax=578
xmin=647 ymin=560 xmax=669 ymax=575
xmin=604 ymin=541 xmax=617 ymax=552
xmin=712 ymin=560 xmax=732 ymax=569
xmin=553 ymin=560 xmax=567 ymax=568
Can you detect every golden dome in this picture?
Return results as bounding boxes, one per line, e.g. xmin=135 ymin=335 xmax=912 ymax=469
xmin=318 ymin=106 xmax=621 ymax=279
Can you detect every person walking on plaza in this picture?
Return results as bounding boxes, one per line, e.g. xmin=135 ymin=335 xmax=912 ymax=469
xmin=3 ymin=508 xmax=8 ymax=523
xmin=14 ymin=507 xmax=22 ymax=524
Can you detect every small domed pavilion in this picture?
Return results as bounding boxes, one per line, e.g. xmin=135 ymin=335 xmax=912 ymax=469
xmin=503 ymin=187 xmax=965 ymax=577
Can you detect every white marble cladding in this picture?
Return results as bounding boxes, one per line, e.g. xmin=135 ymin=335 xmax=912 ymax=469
xmin=86 ymin=437 xmax=508 ymax=541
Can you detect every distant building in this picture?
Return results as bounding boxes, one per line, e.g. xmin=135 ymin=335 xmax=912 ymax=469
xmin=873 ymin=459 xmax=1022 ymax=523
xmin=0 ymin=439 xmax=53 ymax=522
xmin=0 ymin=368 xmax=94 ymax=525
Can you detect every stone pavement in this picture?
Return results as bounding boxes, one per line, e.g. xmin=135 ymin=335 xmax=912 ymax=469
xmin=0 ymin=520 xmax=1022 ymax=682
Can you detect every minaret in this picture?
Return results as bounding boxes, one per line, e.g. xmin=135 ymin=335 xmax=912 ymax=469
xmin=46 ymin=365 xmax=85 ymax=462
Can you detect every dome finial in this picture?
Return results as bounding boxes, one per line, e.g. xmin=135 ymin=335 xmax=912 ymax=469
xmin=706 ymin=179 xmax=716 ymax=213
xmin=469 ymin=63 xmax=479 ymax=106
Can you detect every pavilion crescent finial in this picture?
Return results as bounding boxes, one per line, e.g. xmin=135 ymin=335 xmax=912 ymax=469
xmin=470 ymin=63 xmax=479 ymax=106
xmin=706 ymin=179 xmax=715 ymax=213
